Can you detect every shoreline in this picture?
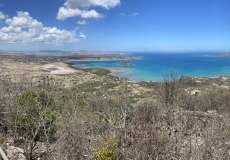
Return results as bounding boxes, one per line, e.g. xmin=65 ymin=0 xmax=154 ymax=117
xmin=1 ymin=54 xmax=230 ymax=83
xmin=67 ymin=56 xmax=142 ymax=63
xmin=67 ymin=62 xmax=230 ymax=82
xmin=68 ymin=62 xmax=230 ymax=82
xmin=68 ymin=63 xmax=132 ymax=78
xmin=107 ymin=68 xmax=132 ymax=76
xmin=68 ymin=59 xmax=123 ymax=62
xmin=67 ymin=59 xmax=134 ymax=79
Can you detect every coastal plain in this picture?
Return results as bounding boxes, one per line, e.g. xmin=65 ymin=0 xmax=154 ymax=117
xmin=0 ymin=54 xmax=151 ymax=95
xmin=1 ymin=53 xmax=230 ymax=100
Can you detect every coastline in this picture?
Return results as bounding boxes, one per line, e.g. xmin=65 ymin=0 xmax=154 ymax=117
xmin=67 ymin=58 xmax=134 ymax=79
xmin=3 ymin=53 xmax=230 ymax=82
xmin=68 ymin=62 xmax=131 ymax=78
xmin=107 ymin=68 xmax=131 ymax=75
xmin=1 ymin=53 xmax=230 ymax=84
xmin=66 ymin=56 xmax=142 ymax=63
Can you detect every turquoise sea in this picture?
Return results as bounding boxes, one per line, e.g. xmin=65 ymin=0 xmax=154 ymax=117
xmin=71 ymin=52 xmax=230 ymax=81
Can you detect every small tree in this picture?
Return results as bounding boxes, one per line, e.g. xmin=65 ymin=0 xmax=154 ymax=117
xmin=14 ymin=90 xmax=57 ymax=160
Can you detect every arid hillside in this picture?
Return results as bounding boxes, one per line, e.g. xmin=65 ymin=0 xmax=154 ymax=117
xmin=0 ymin=55 xmax=230 ymax=160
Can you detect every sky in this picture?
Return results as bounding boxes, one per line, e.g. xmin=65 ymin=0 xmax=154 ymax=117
xmin=0 ymin=0 xmax=229 ymax=52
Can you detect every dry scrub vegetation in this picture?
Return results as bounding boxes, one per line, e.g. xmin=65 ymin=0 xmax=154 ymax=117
xmin=0 ymin=61 xmax=230 ymax=159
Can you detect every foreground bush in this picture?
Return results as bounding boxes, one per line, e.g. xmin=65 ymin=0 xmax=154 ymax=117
xmin=94 ymin=137 xmax=117 ymax=160
xmin=14 ymin=90 xmax=57 ymax=159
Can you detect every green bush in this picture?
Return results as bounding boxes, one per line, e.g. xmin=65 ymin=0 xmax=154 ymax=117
xmin=94 ymin=137 xmax=117 ymax=160
xmin=14 ymin=90 xmax=58 ymax=159
xmin=16 ymin=90 xmax=57 ymax=139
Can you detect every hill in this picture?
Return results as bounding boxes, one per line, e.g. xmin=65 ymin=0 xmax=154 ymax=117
xmin=0 ymin=54 xmax=230 ymax=160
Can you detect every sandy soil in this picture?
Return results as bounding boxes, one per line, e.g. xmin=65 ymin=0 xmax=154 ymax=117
xmin=0 ymin=60 xmax=78 ymax=76
xmin=42 ymin=63 xmax=76 ymax=74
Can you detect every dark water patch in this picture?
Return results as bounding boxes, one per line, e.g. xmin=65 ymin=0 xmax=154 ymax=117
xmin=46 ymin=67 xmax=59 ymax=71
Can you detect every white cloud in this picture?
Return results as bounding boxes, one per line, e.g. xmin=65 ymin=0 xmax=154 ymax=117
xmin=80 ymin=9 xmax=103 ymax=19
xmin=79 ymin=32 xmax=86 ymax=39
xmin=1 ymin=26 xmax=21 ymax=33
xmin=64 ymin=0 xmax=120 ymax=9
xmin=0 ymin=11 xmax=78 ymax=44
xmin=77 ymin=19 xmax=87 ymax=25
xmin=57 ymin=7 xmax=103 ymax=20
xmin=57 ymin=0 xmax=120 ymax=20
xmin=0 ymin=11 xmax=7 ymax=20
xmin=6 ymin=12 xmax=42 ymax=28
xmin=131 ymin=12 xmax=140 ymax=16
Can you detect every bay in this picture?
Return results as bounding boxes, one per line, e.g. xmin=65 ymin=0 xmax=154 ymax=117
xmin=72 ymin=52 xmax=230 ymax=81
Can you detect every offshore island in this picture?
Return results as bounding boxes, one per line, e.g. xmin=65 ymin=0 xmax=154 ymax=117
xmin=119 ymin=60 xmax=133 ymax=66
xmin=0 ymin=51 xmax=230 ymax=159
xmin=216 ymin=53 xmax=230 ymax=57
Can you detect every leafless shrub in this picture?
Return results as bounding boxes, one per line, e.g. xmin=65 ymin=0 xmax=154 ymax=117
xmin=157 ymin=70 xmax=182 ymax=106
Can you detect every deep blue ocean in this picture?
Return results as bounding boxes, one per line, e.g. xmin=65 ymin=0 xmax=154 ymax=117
xmin=72 ymin=52 xmax=230 ymax=81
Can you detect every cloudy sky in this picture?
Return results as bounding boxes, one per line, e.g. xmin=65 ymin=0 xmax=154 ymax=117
xmin=0 ymin=0 xmax=229 ymax=51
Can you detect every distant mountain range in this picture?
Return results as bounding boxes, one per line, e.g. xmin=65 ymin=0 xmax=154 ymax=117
xmin=0 ymin=50 xmax=129 ymax=57
xmin=38 ymin=50 xmax=69 ymax=53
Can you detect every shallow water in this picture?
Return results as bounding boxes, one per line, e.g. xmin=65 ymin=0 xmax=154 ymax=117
xmin=72 ymin=52 xmax=230 ymax=81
